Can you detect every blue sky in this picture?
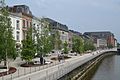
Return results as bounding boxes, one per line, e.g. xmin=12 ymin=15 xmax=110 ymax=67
xmin=6 ymin=0 xmax=120 ymax=42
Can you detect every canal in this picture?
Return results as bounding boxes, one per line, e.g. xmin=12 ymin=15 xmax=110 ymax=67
xmin=91 ymin=54 xmax=120 ymax=80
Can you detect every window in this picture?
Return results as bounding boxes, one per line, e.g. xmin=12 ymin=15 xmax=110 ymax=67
xmin=16 ymin=20 xmax=20 ymax=30
xmin=27 ymin=21 xmax=29 ymax=28
xmin=22 ymin=20 xmax=25 ymax=28
xmin=33 ymin=23 xmax=36 ymax=29
xmin=16 ymin=31 xmax=20 ymax=41
xmin=37 ymin=25 xmax=39 ymax=29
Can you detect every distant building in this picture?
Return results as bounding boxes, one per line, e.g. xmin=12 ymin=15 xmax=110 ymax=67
xmin=114 ymin=39 xmax=117 ymax=47
xmin=84 ymin=31 xmax=115 ymax=48
xmin=97 ymin=39 xmax=107 ymax=48
xmin=42 ymin=18 xmax=69 ymax=42
xmin=42 ymin=18 xmax=69 ymax=49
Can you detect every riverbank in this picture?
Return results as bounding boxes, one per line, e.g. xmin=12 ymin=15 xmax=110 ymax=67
xmin=59 ymin=51 xmax=116 ymax=80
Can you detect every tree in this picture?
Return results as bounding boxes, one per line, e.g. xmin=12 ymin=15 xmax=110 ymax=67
xmin=55 ymin=31 xmax=62 ymax=50
xmin=117 ymin=43 xmax=120 ymax=47
xmin=35 ymin=19 xmax=54 ymax=64
xmin=21 ymin=27 xmax=36 ymax=64
xmin=72 ymin=36 xmax=84 ymax=54
xmin=108 ymin=44 xmax=113 ymax=49
xmin=63 ymin=41 xmax=68 ymax=54
xmin=84 ymin=40 xmax=96 ymax=51
xmin=0 ymin=7 xmax=17 ymax=66
xmin=51 ymin=30 xmax=62 ymax=50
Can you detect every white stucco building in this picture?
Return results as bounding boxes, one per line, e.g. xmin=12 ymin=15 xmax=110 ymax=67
xmin=32 ymin=16 xmax=42 ymax=42
xmin=59 ymin=30 xmax=69 ymax=43
xmin=115 ymin=39 xmax=117 ymax=47
xmin=97 ymin=39 xmax=107 ymax=48
xmin=9 ymin=13 xmax=23 ymax=47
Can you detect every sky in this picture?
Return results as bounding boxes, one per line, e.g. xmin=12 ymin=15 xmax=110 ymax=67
xmin=6 ymin=0 xmax=120 ymax=42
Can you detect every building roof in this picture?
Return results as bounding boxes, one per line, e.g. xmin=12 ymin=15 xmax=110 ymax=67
xmin=69 ymin=30 xmax=82 ymax=36
xmin=84 ymin=31 xmax=114 ymax=35
xmin=8 ymin=5 xmax=33 ymax=17
xmin=42 ymin=18 xmax=69 ymax=32
xmin=84 ymin=31 xmax=114 ymax=39
xmin=82 ymin=34 xmax=92 ymax=39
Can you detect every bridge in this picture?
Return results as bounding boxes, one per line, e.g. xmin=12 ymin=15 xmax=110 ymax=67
xmin=0 ymin=48 xmax=117 ymax=80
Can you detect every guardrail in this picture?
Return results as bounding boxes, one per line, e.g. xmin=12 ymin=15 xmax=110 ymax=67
xmin=0 ymin=61 xmax=61 ymax=80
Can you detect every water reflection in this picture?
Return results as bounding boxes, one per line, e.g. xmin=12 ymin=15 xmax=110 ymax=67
xmin=92 ymin=55 xmax=120 ymax=80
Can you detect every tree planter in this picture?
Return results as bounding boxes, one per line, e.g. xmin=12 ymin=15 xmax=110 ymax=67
xmin=20 ymin=61 xmax=53 ymax=67
xmin=0 ymin=67 xmax=16 ymax=77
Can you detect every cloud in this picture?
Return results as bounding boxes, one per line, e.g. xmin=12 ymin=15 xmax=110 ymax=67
xmin=33 ymin=0 xmax=48 ymax=9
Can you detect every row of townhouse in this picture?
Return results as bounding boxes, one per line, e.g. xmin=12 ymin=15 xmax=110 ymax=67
xmin=41 ymin=18 xmax=85 ymax=50
xmin=1 ymin=4 xmax=117 ymax=50
xmin=8 ymin=5 xmax=84 ymax=50
xmin=8 ymin=5 xmax=42 ymax=48
xmin=42 ymin=18 xmax=69 ymax=43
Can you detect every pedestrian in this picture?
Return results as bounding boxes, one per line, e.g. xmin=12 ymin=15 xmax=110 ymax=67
xmin=58 ymin=54 xmax=60 ymax=62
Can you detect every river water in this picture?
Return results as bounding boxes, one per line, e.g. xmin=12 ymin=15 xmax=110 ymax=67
xmin=92 ymin=54 xmax=120 ymax=80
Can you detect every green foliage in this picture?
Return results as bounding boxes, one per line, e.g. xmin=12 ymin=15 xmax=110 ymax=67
xmin=72 ymin=36 xmax=84 ymax=54
xmin=108 ymin=44 xmax=113 ymax=49
xmin=35 ymin=20 xmax=54 ymax=56
xmin=41 ymin=18 xmax=62 ymax=50
xmin=0 ymin=7 xmax=17 ymax=66
xmin=63 ymin=41 xmax=68 ymax=54
xmin=21 ymin=28 xmax=36 ymax=62
xmin=117 ymin=43 xmax=120 ymax=47
xmin=84 ymin=40 xmax=96 ymax=51
xmin=51 ymin=30 xmax=62 ymax=50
